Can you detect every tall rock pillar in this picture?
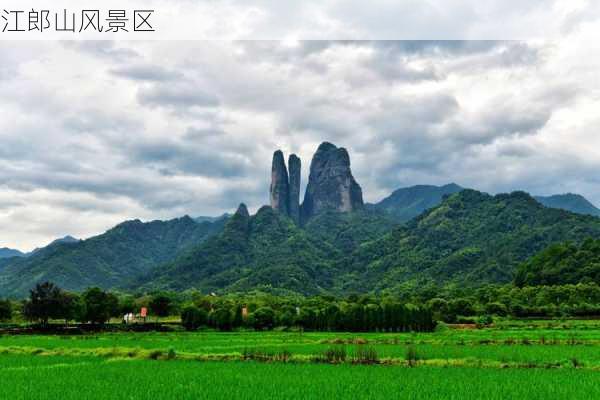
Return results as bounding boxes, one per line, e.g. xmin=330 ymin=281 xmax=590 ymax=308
xmin=301 ymin=142 xmax=363 ymax=222
xmin=269 ymin=150 xmax=290 ymax=215
xmin=288 ymin=154 xmax=301 ymax=224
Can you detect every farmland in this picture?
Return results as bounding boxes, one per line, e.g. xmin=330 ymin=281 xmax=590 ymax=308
xmin=1 ymin=320 xmax=600 ymax=399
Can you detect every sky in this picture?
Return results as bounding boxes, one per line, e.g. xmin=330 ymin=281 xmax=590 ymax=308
xmin=1 ymin=3 xmax=600 ymax=251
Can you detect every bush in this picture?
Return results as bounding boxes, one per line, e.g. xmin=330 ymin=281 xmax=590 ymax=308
xmin=476 ymin=315 xmax=494 ymax=327
xmin=181 ymin=306 xmax=207 ymax=331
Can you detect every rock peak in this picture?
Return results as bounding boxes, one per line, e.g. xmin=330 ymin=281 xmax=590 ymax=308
xmin=235 ymin=203 xmax=249 ymax=218
xmin=301 ymin=142 xmax=363 ymax=222
xmin=316 ymin=141 xmax=337 ymax=152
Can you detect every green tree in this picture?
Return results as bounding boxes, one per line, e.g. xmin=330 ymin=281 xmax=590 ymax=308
xmin=81 ymin=287 xmax=119 ymax=325
xmin=251 ymin=306 xmax=275 ymax=330
xmin=181 ymin=306 xmax=207 ymax=331
xmin=149 ymin=294 xmax=173 ymax=320
xmin=232 ymin=304 xmax=244 ymax=328
xmin=22 ymin=282 xmax=64 ymax=325
xmin=210 ymin=306 xmax=232 ymax=331
xmin=448 ymin=298 xmax=476 ymax=317
xmin=58 ymin=291 xmax=84 ymax=325
xmin=118 ymin=295 xmax=136 ymax=314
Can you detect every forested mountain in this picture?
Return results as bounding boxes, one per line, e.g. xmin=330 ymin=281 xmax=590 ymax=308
xmin=0 ymin=216 xmax=225 ymax=297
xmin=0 ymin=248 xmax=25 ymax=259
xmin=515 ymin=238 xmax=600 ymax=286
xmin=142 ymin=204 xmax=393 ymax=294
xmin=141 ymin=189 xmax=600 ymax=295
xmin=338 ymin=190 xmax=600 ymax=294
xmin=370 ymin=185 xmax=600 ymax=222
xmin=28 ymin=235 xmax=79 ymax=256
xmin=0 ymin=257 xmax=19 ymax=270
xmin=535 ymin=193 xmax=600 ymax=217
xmin=370 ymin=183 xmax=463 ymax=222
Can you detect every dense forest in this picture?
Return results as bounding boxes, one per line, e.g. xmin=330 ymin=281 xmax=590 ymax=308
xmin=515 ymin=239 xmax=600 ymax=286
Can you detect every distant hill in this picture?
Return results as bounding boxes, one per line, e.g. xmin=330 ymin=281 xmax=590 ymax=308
xmin=0 ymin=216 xmax=226 ymax=297
xmin=28 ymin=235 xmax=80 ymax=256
xmin=534 ymin=193 xmax=600 ymax=217
xmin=194 ymin=213 xmax=231 ymax=224
xmin=0 ymin=248 xmax=25 ymax=259
xmin=370 ymin=183 xmax=463 ymax=222
xmin=340 ymin=190 xmax=600 ymax=293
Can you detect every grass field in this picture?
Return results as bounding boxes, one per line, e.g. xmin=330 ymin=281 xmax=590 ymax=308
xmin=1 ymin=320 xmax=600 ymax=398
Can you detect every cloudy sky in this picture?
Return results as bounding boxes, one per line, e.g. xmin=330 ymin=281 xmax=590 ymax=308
xmin=1 ymin=5 xmax=600 ymax=250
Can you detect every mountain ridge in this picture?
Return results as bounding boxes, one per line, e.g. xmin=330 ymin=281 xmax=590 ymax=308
xmin=0 ymin=216 xmax=226 ymax=297
xmin=0 ymin=248 xmax=25 ymax=259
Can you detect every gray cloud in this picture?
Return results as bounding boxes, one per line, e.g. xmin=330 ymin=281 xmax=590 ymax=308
xmin=61 ymin=41 xmax=140 ymax=61
xmin=110 ymin=64 xmax=183 ymax=82
xmin=137 ymin=82 xmax=220 ymax=108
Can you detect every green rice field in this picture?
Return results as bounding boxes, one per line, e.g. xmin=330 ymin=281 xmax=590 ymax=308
xmin=1 ymin=320 xmax=600 ymax=399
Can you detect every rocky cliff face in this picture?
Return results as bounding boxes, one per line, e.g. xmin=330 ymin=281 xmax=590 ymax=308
xmin=269 ymin=150 xmax=289 ymax=216
xmin=288 ymin=154 xmax=301 ymax=224
xmin=269 ymin=142 xmax=362 ymax=224
xmin=301 ymin=142 xmax=363 ymax=222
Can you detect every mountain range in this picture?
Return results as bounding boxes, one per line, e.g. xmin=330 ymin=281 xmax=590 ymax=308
xmin=2 ymin=141 xmax=600 ymax=297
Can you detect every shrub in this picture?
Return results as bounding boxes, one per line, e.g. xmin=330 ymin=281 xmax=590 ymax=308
xmin=353 ymin=345 xmax=378 ymax=364
xmin=405 ymin=346 xmax=420 ymax=367
xmin=476 ymin=315 xmax=493 ymax=327
xmin=322 ymin=346 xmax=346 ymax=363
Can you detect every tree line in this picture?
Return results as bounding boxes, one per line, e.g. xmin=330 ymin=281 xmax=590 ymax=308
xmin=0 ymin=282 xmax=436 ymax=332
xmin=3 ymin=281 xmax=600 ymax=329
xmin=181 ymin=299 xmax=435 ymax=332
